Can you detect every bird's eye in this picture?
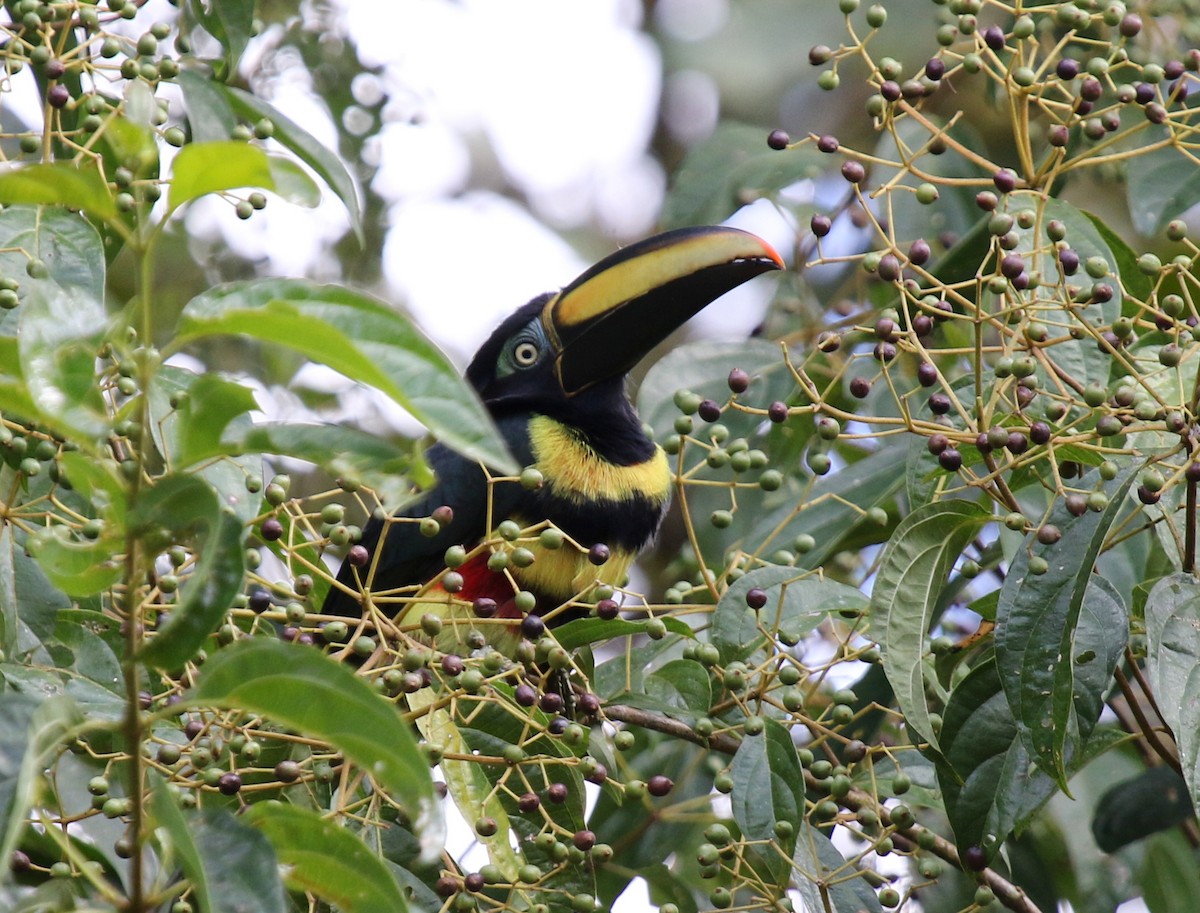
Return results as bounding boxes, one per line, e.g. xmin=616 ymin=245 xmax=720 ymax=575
xmin=513 ymin=341 xmax=540 ymax=367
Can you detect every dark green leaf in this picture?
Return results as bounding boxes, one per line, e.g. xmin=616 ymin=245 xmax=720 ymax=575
xmin=150 ymin=775 xmax=215 ymax=913
xmin=1125 ymin=129 xmax=1200 ymax=235
xmin=644 ymin=659 xmax=713 ymax=718
xmin=792 ymin=822 xmax=882 ymax=913
xmin=730 ymin=718 xmax=805 ymax=886
xmin=0 ymin=164 xmax=116 ymax=222
xmin=995 ymin=465 xmax=1136 ymax=787
xmin=173 ymin=278 xmax=516 ymax=473
xmin=168 ymin=141 xmax=276 ymax=212
xmin=874 ymin=500 xmax=992 ymax=753
xmin=170 ymin=373 xmax=260 ymax=468
xmin=186 ymin=0 xmax=254 ymax=72
xmin=192 ymin=809 xmax=287 ymax=913
xmin=552 ymin=615 xmax=692 ymax=652
xmin=135 ymin=475 xmax=245 ymax=670
xmin=0 ymin=205 xmax=105 ymax=300
xmin=225 ymin=86 xmax=364 ymax=240
xmin=245 ymin=803 xmax=409 ymax=913
xmin=715 ymin=566 xmax=867 ymax=663
xmin=1145 ymin=572 xmax=1200 ymax=814
xmin=186 ymin=639 xmax=438 ymax=859
xmin=266 ymin=155 xmax=322 ymax=208
xmin=1092 ymin=765 xmax=1195 ymax=852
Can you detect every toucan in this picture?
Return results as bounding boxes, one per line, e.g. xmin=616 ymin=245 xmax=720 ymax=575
xmin=322 ymin=226 xmax=783 ymax=652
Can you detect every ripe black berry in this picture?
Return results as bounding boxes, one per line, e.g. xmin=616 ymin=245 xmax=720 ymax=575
xmin=595 ymin=598 xmax=619 ymax=620
xmin=515 ymin=683 xmax=537 ymax=706
xmin=811 ymin=214 xmax=832 ymax=237
xmin=841 ymin=161 xmax=866 ymax=184
xmin=849 ymin=376 xmax=871 ymax=398
xmin=217 ymin=772 xmax=242 ymax=795
xmin=588 ymin=543 xmax=610 ymax=565
xmin=768 ymin=401 xmax=789 ymax=423
xmin=520 ymin=613 xmax=545 ymax=640
xmin=938 ymin=448 xmax=962 ymax=471
xmin=745 ymin=587 xmax=768 ymax=609
xmin=816 ymin=134 xmax=839 ymax=153
xmin=728 ymin=368 xmax=750 ymax=393
xmin=697 ymin=399 xmax=722 ymax=422
xmin=647 ymin=775 xmax=674 ymax=797
xmin=767 ymin=129 xmax=790 ymax=150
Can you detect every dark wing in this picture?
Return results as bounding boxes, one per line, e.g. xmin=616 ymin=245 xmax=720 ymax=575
xmin=322 ymin=418 xmax=531 ymax=617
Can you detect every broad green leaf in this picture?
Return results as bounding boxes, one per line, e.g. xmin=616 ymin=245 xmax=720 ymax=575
xmin=225 ymin=87 xmax=364 ymax=240
xmin=245 ymin=804 xmax=409 ymax=913
xmin=1140 ymin=830 xmax=1200 ymax=913
xmin=26 ymin=527 xmax=122 ymax=597
xmin=0 ymin=524 xmax=14 ymax=658
xmin=552 ymin=615 xmax=692 ymax=652
xmin=0 ymin=164 xmax=115 ymax=222
xmin=168 ymin=141 xmax=274 ymax=213
xmin=173 ymin=278 xmax=516 ymax=473
xmin=150 ymin=775 xmax=215 ymax=913
xmin=662 ymin=121 xmax=823 ymax=228
xmin=224 ymin=423 xmax=414 ymax=485
xmin=58 ymin=453 xmax=128 ymax=531
xmin=0 ymin=205 xmax=106 ymax=300
xmin=1084 ymin=212 xmax=1154 ymax=304
xmin=937 ymin=648 xmax=1126 ymax=859
xmin=791 ymin=822 xmax=883 ymax=913
xmin=730 ymin=718 xmax=805 ymax=886
xmin=186 ymin=639 xmax=438 ymax=860
xmin=995 ymin=465 xmax=1137 ymax=788
xmin=715 ymin=566 xmax=868 ymax=663
xmin=874 ymin=499 xmax=992 ymax=753
xmin=1145 ymin=572 xmax=1200 ymax=815
xmin=0 ymin=694 xmax=80 ymax=869
xmin=192 ymin=810 xmax=287 ymax=913
xmin=643 ymin=659 xmax=712 ymax=718
xmin=178 ymin=70 xmax=238 ymax=143
xmin=1125 ymin=130 xmax=1200 ymax=235
xmin=135 ymin=475 xmax=246 ymax=670
xmin=169 ymin=373 xmax=260 ymax=468
xmin=267 ymin=156 xmax=321 ymax=208
xmin=1091 ymin=765 xmax=1195 ymax=853
xmin=19 ymin=283 xmax=109 ymax=440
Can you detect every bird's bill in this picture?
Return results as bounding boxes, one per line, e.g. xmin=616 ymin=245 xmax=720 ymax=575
xmin=544 ymin=226 xmax=784 ymax=396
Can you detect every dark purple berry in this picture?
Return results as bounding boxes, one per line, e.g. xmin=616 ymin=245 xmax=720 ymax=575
xmin=184 ymin=719 xmax=204 ymax=740
xmin=573 ymin=830 xmax=597 ymax=851
xmin=578 ymin=692 xmax=601 ymax=715
xmin=698 ymin=399 xmax=721 ymax=422
xmin=518 ymin=792 xmax=540 ymax=813
xmin=908 ymin=239 xmax=932 ymax=265
xmin=1080 ymin=77 xmax=1103 ymax=101
xmin=1165 ymin=59 xmax=1186 ymax=79
xmin=441 ymin=654 xmax=464 ymax=676
xmin=917 ymin=361 xmax=938 ymax=386
xmin=648 ymin=775 xmax=674 ymax=797
xmin=464 ymin=873 xmax=485 ymax=893
xmin=1135 ymin=83 xmax=1155 ymax=105
xmin=849 ymin=376 xmax=871 ymax=398
xmin=1029 ymin=422 xmax=1051 ymax=445
xmin=431 ymin=505 xmax=455 ymax=526
xmin=249 ymin=589 xmax=272 ymax=613
xmin=938 ymin=448 xmax=962 ymax=471
xmin=811 ymin=214 xmax=832 ymax=237
xmin=963 ymin=845 xmax=988 ymax=871
xmin=473 ymin=597 xmax=497 ymax=618
xmin=728 ymin=368 xmax=750 ymax=393
xmin=260 ymin=518 xmax=283 ymax=541
xmin=880 ymin=80 xmax=902 ymax=102
xmin=47 ymin=84 xmax=69 ymax=108
xmin=515 ymin=683 xmax=537 ymax=706
xmin=809 ymin=45 xmax=833 ymax=65
xmin=1065 ymin=494 xmax=1087 ymax=516
xmin=520 ymin=613 xmax=545 ymax=640
xmin=1138 ymin=485 xmax=1161 ymax=504
xmin=975 ymin=191 xmax=998 ymax=211
xmin=927 ymin=433 xmax=949 ymax=455
xmin=1036 ymin=524 xmax=1061 ymax=545
xmin=982 ymin=25 xmax=1005 ymax=50
xmin=539 ymin=692 xmax=564 ymax=714
xmin=817 ymin=134 xmax=839 ymax=153
xmin=217 ymin=772 xmax=242 ymax=795
xmin=925 ymin=58 xmax=945 ymax=80
xmin=877 ymin=254 xmax=902 ymax=281
xmin=44 ymin=59 xmax=66 ymax=79
xmin=588 ymin=543 xmax=610 ymax=565
xmin=275 ymin=760 xmax=301 ymax=782
xmin=993 ymin=169 xmax=1017 ymax=193
xmin=1056 ymin=59 xmax=1080 ymax=80
xmin=841 ymin=160 xmax=866 ymax=184
xmin=546 ymin=782 xmax=569 ymax=803
xmin=768 ymin=401 xmax=789 ymax=423
xmin=1006 ymin=431 xmax=1029 ymax=454
xmin=346 ymin=544 xmax=369 ymax=567
xmin=1058 ymin=248 xmax=1079 ymax=275
xmin=746 ymin=587 xmax=769 ymax=609
xmin=767 ymin=129 xmax=790 ymax=150
xmin=595 ymin=598 xmax=619 ymax=620
xmin=928 ymin=393 xmax=951 ymax=415
xmin=873 ymin=341 xmax=897 ymax=362
xmin=435 ymin=877 xmax=459 ymax=898
xmin=1146 ymin=102 xmax=1167 ymax=124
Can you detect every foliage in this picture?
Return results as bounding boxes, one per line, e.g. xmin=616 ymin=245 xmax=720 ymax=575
xmin=2 ymin=2 xmax=1200 ymax=913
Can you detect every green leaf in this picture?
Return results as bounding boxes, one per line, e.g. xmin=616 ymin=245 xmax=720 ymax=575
xmin=1092 ymin=765 xmax=1195 ymax=852
xmin=0 ymin=164 xmax=116 ymax=222
xmin=185 ymin=639 xmax=438 ymax=860
xmin=178 ymin=70 xmax=238 ymax=143
xmin=186 ymin=0 xmax=254 ymax=72
xmin=0 ymin=694 xmax=80 ymax=869
xmin=996 ymin=465 xmax=1137 ymax=788
xmin=173 ymin=278 xmax=516 ymax=473
xmin=225 ymin=87 xmax=364 ymax=240
xmin=225 ymin=423 xmax=414 ymax=486
xmin=1145 ymin=572 xmax=1200 ymax=815
xmin=170 ymin=373 xmax=260 ymax=468
xmin=662 ymin=121 xmax=824 ymax=228
xmin=1125 ymin=129 xmax=1200 ymax=235
xmin=730 ymin=718 xmax=805 ymax=886
xmin=192 ymin=809 xmax=287 ymax=913
xmin=266 ymin=156 xmax=321 ymax=207
xmin=0 ymin=205 xmax=106 ymax=301
xmin=135 ymin=475 xmax=246 ymax=670
xmin=715 ymin=566 xmax=868 ymax=664
xmin=792 ymin=821 xmax=883 ymax=913
xmin=168 ymin=141 xmax=275 ymax=213
xmin=150 ymin=774 xmax=215 ymax=913
xmin=643 ymin=659 xmax=712 ymax=718
xmin=245 ymin=804 xmax=409 ymax=913
xmin=26 ymin=527 xmax=122 ymax=597
xmin=552 ymin=615 xmax=692 ymax=652
xmin=874 ymin=499 xmax=992 ymax=753
xmin=1140 ymin=830 xmax=1200 ymax=913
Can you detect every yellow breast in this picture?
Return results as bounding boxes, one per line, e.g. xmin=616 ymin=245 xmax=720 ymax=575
xmin=527 ymin=415 xmax=671 ymax=505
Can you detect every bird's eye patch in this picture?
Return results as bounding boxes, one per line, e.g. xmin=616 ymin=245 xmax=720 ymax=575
xmin=513 ymin=341 xmax=540 ymax=367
